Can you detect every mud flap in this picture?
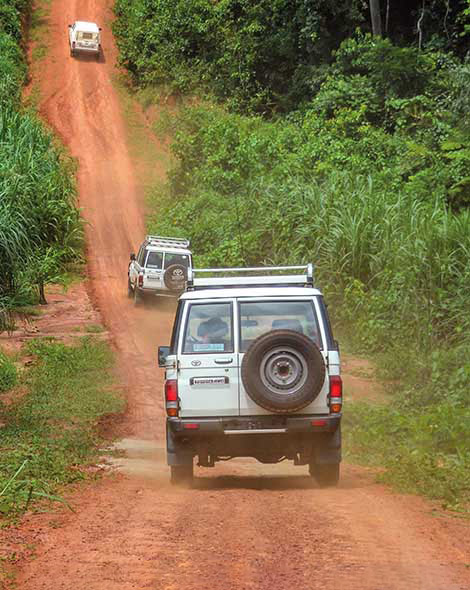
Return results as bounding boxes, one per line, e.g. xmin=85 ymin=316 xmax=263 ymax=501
xmin=312 ymin=425 xmax=342 ymax=465
xmin=166 ymin=424 xmax=193 ymax=466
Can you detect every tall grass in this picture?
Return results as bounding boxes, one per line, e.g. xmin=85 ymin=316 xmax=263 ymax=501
xmin=0 ymin=0 xmax=82 ymax=327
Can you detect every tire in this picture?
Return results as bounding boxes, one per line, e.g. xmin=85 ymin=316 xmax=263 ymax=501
xmin=163 ymin=264 xmax=187 ymax=292
xmin=170 ymin=464 xmax=194 ymax=486
xmin=309 ymin=462 xmax=340 ymax=487
xmin=127 ymin=277 xmax=133 ymax=298
xmin=241 ymin=330 xmax=326 ymax=413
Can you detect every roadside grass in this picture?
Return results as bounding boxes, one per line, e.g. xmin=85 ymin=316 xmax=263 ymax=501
xmin=29 ymin=0 xmax=51 ymax=62
xmin=0 ymin=337 xmax=124 ymax=520
xmin=343 ymin=400 xmax=470 ymax=512
xmin=111 ymin=73 xmax=172 ymax=195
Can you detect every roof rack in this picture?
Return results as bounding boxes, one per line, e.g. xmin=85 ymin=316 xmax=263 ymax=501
xmin=145 ymin=235 xmax=191 ymax=249
xmin=186 ymin=264 xmax=314 ymax=290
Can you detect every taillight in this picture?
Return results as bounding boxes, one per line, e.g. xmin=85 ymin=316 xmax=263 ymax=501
xmin=329 ymin=375 xmax=342 ymax=414
xmin=165 ymin=379 xmax=179 ymax=417
xmin=138 ymin=274 xmax=144 ymax=288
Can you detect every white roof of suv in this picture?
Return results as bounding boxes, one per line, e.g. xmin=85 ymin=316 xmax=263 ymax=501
xmin=74 ymin=21 xmax=100 ymax=33
xmin=181 ymin=286 xmax=322 ymax=300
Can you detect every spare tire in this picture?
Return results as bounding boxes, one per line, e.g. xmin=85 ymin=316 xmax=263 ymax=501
xmin=241 ymin=330 xmax=325 ymax=413
xmin=163 ymin=264 xmax=187 ymax=292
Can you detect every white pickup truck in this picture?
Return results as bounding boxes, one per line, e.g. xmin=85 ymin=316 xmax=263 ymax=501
xmin=68 ymin=21 xmax=102 ymax=60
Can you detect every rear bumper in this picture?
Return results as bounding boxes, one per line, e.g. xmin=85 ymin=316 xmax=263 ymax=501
xmin=139 ymin=287 xmax=178 ymax=298
xmin=72 ymin=45 xmax=100 ymax=53
xmin=168 ymin=414 xmax=341 ymax=437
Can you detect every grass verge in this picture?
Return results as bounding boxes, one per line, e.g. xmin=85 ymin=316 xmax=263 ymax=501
xmin=0 ymin=337 xmax=124 ymax=520
xmin=344 ymin=400 xmax=470 ymax=512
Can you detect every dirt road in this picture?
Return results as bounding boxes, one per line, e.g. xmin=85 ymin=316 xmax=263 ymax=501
xmin=14 ymin=1 xmax=470 ymax=588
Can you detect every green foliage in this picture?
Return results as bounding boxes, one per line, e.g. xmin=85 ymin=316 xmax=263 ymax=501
xmin=0 ymin=350 xmax=17 ymax=393
xmin=344 ymin=401 xmax=470 ymax=508
xmin=0 ymin=1 xmax=82 ymax=326
xmin=0 ymin=338 xmax=123 ymax=518
xmin=113 ymin=0 xmax=364 ymax=113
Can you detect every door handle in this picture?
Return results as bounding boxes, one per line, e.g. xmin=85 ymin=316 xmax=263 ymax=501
xmin=214 ymin=358 xmax=233 ymax=364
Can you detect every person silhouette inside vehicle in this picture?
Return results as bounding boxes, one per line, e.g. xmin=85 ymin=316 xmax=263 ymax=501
xmin=197 ymin=316 xmax=229 ymax=344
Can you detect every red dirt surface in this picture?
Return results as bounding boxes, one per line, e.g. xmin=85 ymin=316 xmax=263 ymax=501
xmin=4 ymin=1 xmax=470 ymax=588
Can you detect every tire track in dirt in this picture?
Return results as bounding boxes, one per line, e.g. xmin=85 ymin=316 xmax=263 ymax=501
xmin=13 ymin=1 xmax=470 ymax=589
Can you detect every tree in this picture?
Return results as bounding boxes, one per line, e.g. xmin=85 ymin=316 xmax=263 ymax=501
xmin=370 ymin=0 xmax=382 ymax=36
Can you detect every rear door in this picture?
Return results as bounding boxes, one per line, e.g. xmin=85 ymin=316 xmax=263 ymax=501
xmin=237 ymin=297 xmax=330 ymax=415
xmin=177 ymin=300 xmax=240 ymax=417
xmin=143 ymin=250 xmax=163 ymax=290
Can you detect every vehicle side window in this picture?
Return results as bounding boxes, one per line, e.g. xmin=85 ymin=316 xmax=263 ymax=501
xmin=146 ymin=252 xmax=163 ymax=269
xmin=183 ymin=302 xmax=233 ymax=354
xmin=170 ymin=301 xmax=184 ymax=354
xmin=317 ymin=296 xmax=336 ymax=350
xmin=137 ymin=247 xmax=147 ymax=266
xmin=239 ymin=300 xmax=322 ymax=352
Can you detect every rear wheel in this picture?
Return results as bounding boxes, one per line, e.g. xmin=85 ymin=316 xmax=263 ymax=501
xmin=309 ymin=462 xmax=340 ymax=487
xmin=127 ymin=277 xmax=133 ymax=298
xmin=170 ymin=464 xmax=194 ymax=486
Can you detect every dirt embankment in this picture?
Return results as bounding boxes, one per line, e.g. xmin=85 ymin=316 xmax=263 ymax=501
xmin=2 ymin=1 xmax=469 ymax=589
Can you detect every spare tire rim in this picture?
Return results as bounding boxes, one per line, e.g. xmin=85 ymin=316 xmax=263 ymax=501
xmin=259 ymin=346 xmax=308 ymax=395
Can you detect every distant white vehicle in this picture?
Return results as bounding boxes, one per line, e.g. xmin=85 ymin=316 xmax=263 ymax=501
xmin=68 ymin=21 xmax=102 ymax=60
xmin=128 ymin=235 xmax=193 ymax=304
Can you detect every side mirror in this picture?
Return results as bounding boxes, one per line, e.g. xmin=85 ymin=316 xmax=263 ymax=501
xmin=130 ymin=253 xmax=136 ymax=261
xmin=99 ymin=27 xmax=102 ymax=31
xmin=158 ymin=346 xmax=171 ymax=367
xmin=68 ymin=24 xmax=72 ymax=27
xmin=333 ymin=339 xmax=340 ymax=351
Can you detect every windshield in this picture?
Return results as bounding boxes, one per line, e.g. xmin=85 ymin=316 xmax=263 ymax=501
xmin=164 ymin=253 xmax=190 ymax=269
xmin=239 ymin=300 xmax=321 ymax=352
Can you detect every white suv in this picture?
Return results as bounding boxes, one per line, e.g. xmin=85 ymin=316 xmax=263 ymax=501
xmin=158 ymin=265 xmax=342 ymax=486
xmin=68 ymin=21 xmax=102 ymax=60
xmin=128 ymin=236 xmax=193 ymax=304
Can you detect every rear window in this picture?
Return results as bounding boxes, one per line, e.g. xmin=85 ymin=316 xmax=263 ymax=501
xmin=77 ymin=31 xmax=97 ymax=40
xmin=183 ymin=302 xmax=233 ymax=354
xmin=239 ymin=301 xmax=321 ymax=352
xmin=145 ymin=251 xmax=163 ymax=269
xmin=164 ymin=253 xmax=190 ymax=269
